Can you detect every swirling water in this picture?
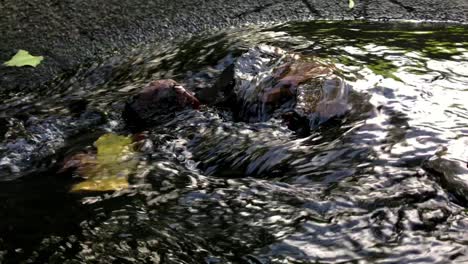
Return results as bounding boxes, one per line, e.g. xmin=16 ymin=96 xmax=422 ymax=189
xmin=0 ymin=21 xmax=467 ymax=263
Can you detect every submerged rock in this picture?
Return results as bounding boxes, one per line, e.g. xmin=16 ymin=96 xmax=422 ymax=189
xmin=195 ymin=63 xmax=236 ymax=105
xmin=423 ymin=138 xmax=468 ymax=202
xmin=121 ymin=46 xmax=350 ymax=135
xmin=123 ymin=79 xmax=200 ymax=128
xmin=231 ymin=45 xmax=350 ymax=132
xmin=0 ymin=110 xmax=106 ymax=180
xmin=0 ymin=46 xmax=352 ymax=181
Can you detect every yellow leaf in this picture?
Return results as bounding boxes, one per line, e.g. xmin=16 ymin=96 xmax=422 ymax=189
xmin=71 ymin=177 xmax=129 ymax=192
xmin=70 ymin=133 xmax=137 ymax=192
xmin=94 ymin=133 xmax=133 ymax=164
xmin=349 ymin=0 xmax=355 ymax=9
xmin=4 ymin=49 xmax=44 ymax=67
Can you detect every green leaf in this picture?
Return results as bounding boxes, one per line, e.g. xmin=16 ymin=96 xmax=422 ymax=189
xmin=349 ymin=0 xmax=355 ymax=9
xmin=4 ymin=49 xmax=44 ymax=67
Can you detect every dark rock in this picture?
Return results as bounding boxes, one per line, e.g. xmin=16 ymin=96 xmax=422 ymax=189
xmin=281 ymin=111 xmax=310 ymax=137
xmin=196 ymin=63 xmax=236 ymax=105
xmin=0 ymin=110 xmax=107 ymax=180
xmin=0 ymin=118 xmax=9 ymax=141
xmin=123 ymin=79 xmax=200 ymax=128
xmin=423 ymin=138 xmax=468 ymax=204
xmin=67 ymin=99 xmax=90 ymax=116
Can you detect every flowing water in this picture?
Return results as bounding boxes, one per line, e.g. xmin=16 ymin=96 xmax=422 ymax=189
xmin=0 ymin=21 xmax=467 ymax=263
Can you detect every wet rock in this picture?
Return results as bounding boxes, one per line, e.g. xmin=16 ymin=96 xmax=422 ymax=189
xmin=0 ymin=118 xmax=8 ymax=141
xmin=231 ymin=45 xmax=350 ymax=132
xmin=423 ymin=138 xmax=468 ymax=203
xmin=281 ymin=111 xmax=311 ymax=137
xmin=61 ymin=152 xmax=97 ymax=176
xmin=67 ymin=99 xmax=89 ymax=116
xmin=293 ymin=68 xmax=350 ymax=126
xmin=123 ymin=79 xmax=200 ymax=128
xmin=195 ymin=63 xmax=236 ymax=105
xmin=0 ymin=110 xmax=107 ymax=180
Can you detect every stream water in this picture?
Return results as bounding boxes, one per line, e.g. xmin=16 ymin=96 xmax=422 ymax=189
xmin=0 ymin=21 xmax=467 ymax=263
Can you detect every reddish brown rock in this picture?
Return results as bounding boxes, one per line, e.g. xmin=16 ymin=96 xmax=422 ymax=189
xmin=261 ymin=61 xmax=335 ymax=105
xmin=232 ymin=45 xmax=350 ymax=134
xmin=60 ymin=152 xmax=97 ymax=175
xmin=123 ymin=79 xmax=200 ymax=127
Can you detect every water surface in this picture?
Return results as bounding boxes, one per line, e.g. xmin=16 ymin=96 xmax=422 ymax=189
xmin=0 ymin=21 xmax=467 ymax=263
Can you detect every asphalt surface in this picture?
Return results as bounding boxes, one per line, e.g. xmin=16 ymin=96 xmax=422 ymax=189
xmin=0 ymin=0 xmax=467 ymax=92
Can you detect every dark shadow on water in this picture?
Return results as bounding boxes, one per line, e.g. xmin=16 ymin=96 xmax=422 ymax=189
xmin=0 ymin=172 xmax=86 ymax=263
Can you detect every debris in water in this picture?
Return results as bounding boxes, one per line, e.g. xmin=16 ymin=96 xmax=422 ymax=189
xmin=4 ymin=49 xmax=43 ymax=67
xmin=63 ymin=133 xmax=139 ymax=192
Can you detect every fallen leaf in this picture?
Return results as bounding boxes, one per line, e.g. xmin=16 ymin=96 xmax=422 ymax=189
xmin=70 ymin=133 xmax=138 ymax=192
xmin=349 ymin=0 xmax=355 ymax=9
xmin=4 ymin=49 xmax=44 ymax=67
xmin=71 ymin=177 xmax=129 ymax=192
xmin=94 ymin=133 xmax=133 ymax=164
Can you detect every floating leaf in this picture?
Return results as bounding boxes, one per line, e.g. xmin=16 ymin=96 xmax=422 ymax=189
xmin=72 ymin=177 xmax=129 ymax=192
xmin=4 ymin=49 xmax=44 ymax=67
xmin=94 ymin=133 xmax=133 ymax=164
xmin=349 ymin=0 xmax=355 ymax=9
xmin=70 ymin=133 xmax=138 ymax=192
